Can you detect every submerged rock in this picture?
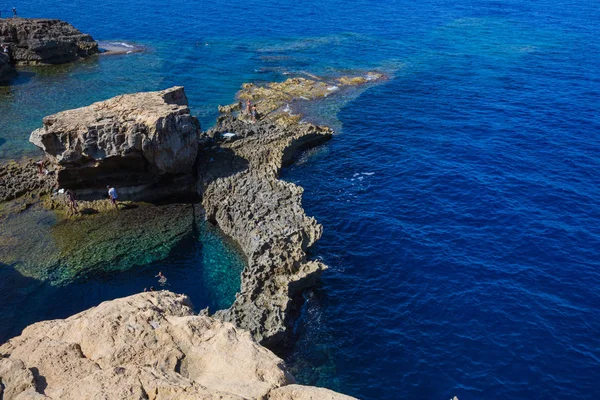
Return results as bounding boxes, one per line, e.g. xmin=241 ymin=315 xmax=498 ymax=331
xmin=0 ymin=18 xmax=99 ymax=65
xmin=0 ymin=291 xmax=355 ymax=399
xmin=29 ymin=86 xmax=201 ymax=199
xmin=0 ymin=53 xmax=16 ymax=83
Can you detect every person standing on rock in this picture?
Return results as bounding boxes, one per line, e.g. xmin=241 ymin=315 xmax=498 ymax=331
xmin=246 ymin=100 xmax=252 ymax=115
xmin=251 ymin=105 xmax=258 ymax=122
xmin=35 ymin=160 xmax=44 ymax=174
xmin=12 ymin=7 xmax=17 ymax=18
xmin=107 ymin=185 xmax=118 ymax=209
xmin=65 ymin=189 xmax=78 ymax=214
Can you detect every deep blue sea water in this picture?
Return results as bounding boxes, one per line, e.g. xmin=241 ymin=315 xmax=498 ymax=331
xmin=1 ymin=0 xmax=600 ymax=399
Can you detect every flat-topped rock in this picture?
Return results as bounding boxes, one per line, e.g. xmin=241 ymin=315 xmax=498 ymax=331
xmin=0 ymin=291 xmax=356 ymax=400
xmin=29 ymin=86 xmax=200 ymax=196
xmin=0 ymin=18 xmax=98 ymax=65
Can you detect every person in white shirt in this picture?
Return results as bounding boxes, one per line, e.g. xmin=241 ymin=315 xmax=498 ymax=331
xmin=107 ymin=185 xmax=118 ymax=209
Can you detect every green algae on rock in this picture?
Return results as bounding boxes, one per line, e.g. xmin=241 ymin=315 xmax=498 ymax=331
xmin=0 ymin=202 xmax=196 ymax=285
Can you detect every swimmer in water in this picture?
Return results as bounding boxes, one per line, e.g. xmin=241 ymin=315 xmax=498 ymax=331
xmin=155 ymin=271 xmax=167 ymax=286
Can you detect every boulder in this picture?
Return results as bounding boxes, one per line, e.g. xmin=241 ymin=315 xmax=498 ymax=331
xmin=0 ymin=18 xmax=98 ymax=65
xmin=0 ymin=291 xmax=356 ymax=400
xmin=29 ymin=87 xmax=200 ymax=197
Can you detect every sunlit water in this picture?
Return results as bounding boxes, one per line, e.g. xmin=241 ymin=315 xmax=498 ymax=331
xmin=1 ymin=0 xmax=600 ymax=399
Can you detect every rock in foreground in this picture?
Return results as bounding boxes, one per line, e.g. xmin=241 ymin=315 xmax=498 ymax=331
xmin=29 ymin=87 xmax=200 ymax=198
xmin=0 ymin=291 xmax=355 ymax=400
xmin=0 ymin=18 xmax=98 ymax=65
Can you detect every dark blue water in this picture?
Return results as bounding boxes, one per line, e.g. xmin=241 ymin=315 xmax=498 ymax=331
xmin=1 ymin=0 xmax=600 ymax=399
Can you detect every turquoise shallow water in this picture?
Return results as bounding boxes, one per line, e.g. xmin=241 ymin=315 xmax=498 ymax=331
xmin=2 ymin=0 xmax=600 ymax=399
xmin=0 ymin=214 xmax=245 ymax=343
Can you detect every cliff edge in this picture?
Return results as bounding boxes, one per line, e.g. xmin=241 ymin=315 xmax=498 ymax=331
xmin=0 ymin=52 xmax=16 ymax=83
xmin=0 ymin=291 xmax=355 ymax=400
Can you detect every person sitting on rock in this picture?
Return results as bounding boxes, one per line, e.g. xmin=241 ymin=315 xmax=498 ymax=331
xmin=107 ymin=185 xmax=118 ymax=209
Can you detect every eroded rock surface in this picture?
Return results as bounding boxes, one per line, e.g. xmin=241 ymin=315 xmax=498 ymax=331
xmin=29 ymin=86 xmax=200 ymax=198
xmin=0 ymin=159 xmax=56 ymax=203
xmin=202 ymin=73 xmax=384 ymax=349
xmin=0 ymin=18 xmax=98 ymax=65
xmin=0 ymin=291 xmax=355 ymax=400
xmin=268 ymin=385 xmax=357 ymax=400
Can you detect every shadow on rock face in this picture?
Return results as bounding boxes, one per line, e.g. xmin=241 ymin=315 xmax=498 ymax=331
xmin=78 ymin=207 xmax=99 ymax=215
xmin=196 ymin=146 xmax=250 ymax=190
xmin=0 ymin=138 xmax=5 ymax=148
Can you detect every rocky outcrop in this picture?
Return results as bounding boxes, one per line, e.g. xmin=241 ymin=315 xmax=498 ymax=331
xmin=0 ymin=291 xmax=356 ymax=400
xmin=0 ymin=52 xmax=16 ymax=83
xmin=0 ymin=18 xmax=98 ymax=65
xmin=201 ymin=74 xmax=385 ymax=349
xmin=29 ymin=86 xmax=200 ymax=199
xmin=202 ymin=116 xmax=331 ymax=349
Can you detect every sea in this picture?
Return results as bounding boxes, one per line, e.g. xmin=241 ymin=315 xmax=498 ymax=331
xmin=1 ymin=0 xmax=599 ymax=399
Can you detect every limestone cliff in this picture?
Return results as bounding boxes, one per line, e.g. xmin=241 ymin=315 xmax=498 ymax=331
xmin=0 ymin=291 xmax=355 ymax=400
xmin=28 ymin=86 xmax=200 ymax=198
xmin=0 ymin=18 xmax=98 ymax=65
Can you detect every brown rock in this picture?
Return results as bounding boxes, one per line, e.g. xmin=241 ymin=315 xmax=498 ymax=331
xmin=0 ymin=291 xmax=354 ymax=400
xmin=29 ymin=87 xmax=200 ymax=196
xmin=0 ymin=18 xmax=98 ymax=65
xmin=268 ymin=385 xmax=357 ymax=400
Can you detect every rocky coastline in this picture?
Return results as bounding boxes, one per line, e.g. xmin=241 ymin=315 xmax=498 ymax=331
xmin=0 ymin=72 xmax=385 ymax=399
